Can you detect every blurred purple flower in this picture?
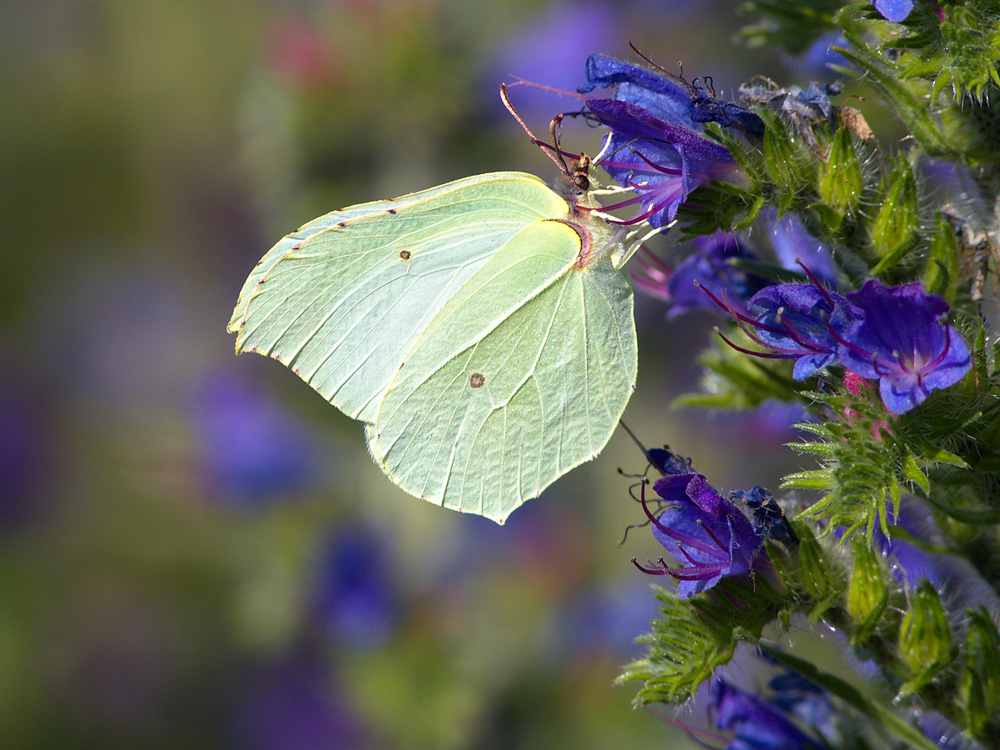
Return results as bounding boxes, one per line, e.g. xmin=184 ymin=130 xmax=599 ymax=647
xmin=665 ymin=231 xmax=769 ymax=317
xmin=192 ymin=373 xmax=322 ymax=505
xmin=767 ymin=672 xmax=839 ymax=742
xmin=558 ymin=579 xmax=660 ymax=657
xmin=230 ymin=655 xmax=369 ymax=750
xmin=784 ymin=32 xmax=848 ymax=76
xmin=633 ymin=473 xmax=768 ymax=599
xmin=0 ymin=367 xmax=53 ymax=526
xmin=762 ymin=209 xmax=838 ymax=288
xmin=916 ymin=709 xmax=989 ymax=750
xmin=712 ymin=679 xmax=824 ymax=750
xmin=838 ymin=280 xmax=971 ymax=414
xmin=875 ymin=0 xmax=916 ymax=22
xmin=311 ymin=525 xmax=398 ymax=650
xmin=485 ymin=2 xmax=620 ymax=119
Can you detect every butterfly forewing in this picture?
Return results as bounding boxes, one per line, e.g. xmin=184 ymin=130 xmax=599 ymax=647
xmin=229 ymin=173 xmax=570 ymax=423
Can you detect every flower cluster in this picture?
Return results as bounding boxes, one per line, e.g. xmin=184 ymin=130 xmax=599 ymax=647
xmin=711 ymin=277 xmax=972 ymax=414
xmin=572 ymin=4 xmax=1000 ymax=747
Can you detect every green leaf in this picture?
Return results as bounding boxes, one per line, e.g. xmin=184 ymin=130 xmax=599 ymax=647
xmin=902 ymin=455 xmax=930 ymax=493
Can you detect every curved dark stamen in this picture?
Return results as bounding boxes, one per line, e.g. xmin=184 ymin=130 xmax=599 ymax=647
xmin=629 ymin=147 xmax=685 ymax=176
xmin=693 ymin=279 xmax=794 ymax=350
xmin=924 ymin=322 xmax=954 ymax=371
xmin=696 ymin=518 xmax=729 ymax=553
xmin=631 ymin=557 xmax=670 ymax=575
xmin=639 ymin=482 xmax=719 ymax=555
xmin=796 ymin=260 xmax=837 ymax=309
xmin=824 ymin=317 xmax=895 ymax=376
xmin=598 ymin=193 xmax=646 ymax=212
xmin=611 ymin=202 xmax=667 ymax=226
xmin=775 ymin=313 xmax=827 ymax=354
xmin=669 ymin=562 xmax=729 ymax=581
xmin=617 ymin=518 xmax=652 ymax=547
xmin=714 ymin=329 xmax=796 ymax=360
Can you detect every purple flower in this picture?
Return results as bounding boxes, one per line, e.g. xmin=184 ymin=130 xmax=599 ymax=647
xmin=647 ymin=446 xmax=694 ymax=476
xmin=311 ymin=525 xmax=399 ymax=650
xmin=587 ymin=99 xmax=742 ymax=228
xmin=578 ymin=55 xmax=744 ymax=229
xmin=632 ymin=473 xmax=767 ymax=599
xmin=837 ymin=280 xmax=971 ymax=414
xmin=874 ymin=0 xmax=916 ymax=22
xmin=713 ymin=679 xmax=823 ymax=750
xmin=744 ymin=283 xmax=858 ymax=381
xmin=580 ymin=53 xmax=765 ymax=136
xmin=729 ymin=486 xmax=798 ymax=547
xmin=579 ymin=53 xmax=694 ymax=125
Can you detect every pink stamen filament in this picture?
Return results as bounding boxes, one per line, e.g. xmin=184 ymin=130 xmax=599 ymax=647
xmin=639 ymin=246 xmax=673 ymax=276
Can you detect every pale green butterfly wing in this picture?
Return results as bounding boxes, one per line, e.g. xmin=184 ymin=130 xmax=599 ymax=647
xmin=368 ymin=218 xmax=637 ymax=523
xmin=228 ymin=172 xmax=571 ymax=423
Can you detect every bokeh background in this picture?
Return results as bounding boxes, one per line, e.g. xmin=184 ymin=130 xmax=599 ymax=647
xmin=1 ymin=1 xmax=843 ymax=747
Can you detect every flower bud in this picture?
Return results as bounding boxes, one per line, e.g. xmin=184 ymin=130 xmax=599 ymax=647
xmin=819 ymin=128 xmax=863 ymax=222
xmin=898 ymin=581 xmax=953 ymax=694
xmin=795 ymin=527 xmax=841 ymax=618
xmin=872 ymin=159 xmax=919 ymax=261
xmin=847 ymin=536 xmax=888 ymax=635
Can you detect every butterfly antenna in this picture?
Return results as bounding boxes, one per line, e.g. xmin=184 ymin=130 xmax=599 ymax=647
xmin=548 ymin=114 xmax=577 ymax=184
xmin=500 ymin=83 xmax=567 ymax=175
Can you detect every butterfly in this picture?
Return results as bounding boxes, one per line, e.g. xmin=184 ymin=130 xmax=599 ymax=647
xmin=228 ymin=107 xmax=637 ymax=523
